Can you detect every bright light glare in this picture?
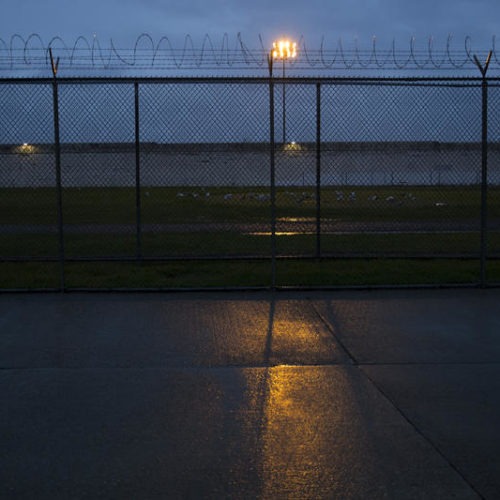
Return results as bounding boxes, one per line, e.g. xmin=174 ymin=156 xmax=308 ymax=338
xmin=18 ymin=142 xmax=35 ymax=154
xmin=272 ymin=40 xmax=297 ymax=59
xmin=284 ymin=141 xmax=302 ymax=154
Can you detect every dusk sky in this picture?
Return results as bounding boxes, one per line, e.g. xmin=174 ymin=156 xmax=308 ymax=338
xmin=1 ymin=0 xmax=498 ymax=51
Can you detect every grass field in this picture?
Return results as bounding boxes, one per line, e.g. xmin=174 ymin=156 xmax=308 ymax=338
xmin=1 ymin=259 xmax=499 ymax=290
xmin=1 ymin=185 xmax=499 ymax=288
xmin=1 ymin=185 xmax=497 ymax=225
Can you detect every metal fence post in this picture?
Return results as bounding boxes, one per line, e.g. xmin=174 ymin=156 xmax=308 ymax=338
xmin=474 ymin=52 xmax=492 ymax=286
xmin=268 ymin=56 xmax=277 ymax=288
xmin=315 ymin=82 xmax=322 ymax=259
xmin=50 ymin=50 xmax=65 ymax=291
xmin=134 ymin=81 xmax=142 ymax=261
xmin=480 ymin=75 xmax=488 ymax=286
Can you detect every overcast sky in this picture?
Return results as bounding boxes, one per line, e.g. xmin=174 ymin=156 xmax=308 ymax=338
xmin=1 ymin=0 xmax=498 ymax=48
xmin=1 ymin=0 xmax=499 ymax=76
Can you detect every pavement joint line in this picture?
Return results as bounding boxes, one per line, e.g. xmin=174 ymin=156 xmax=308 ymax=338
xmin=3 ymin=361 xmax=500 ymax=371
xmin=0 ymin=362 xmax=353 ymax=371
xmin=356 ymin=361 xmax=500 ymax=366
xmin=304 ymin=296 xmax=490 ymax=498
xmin=308 ymin=298 xmax=359 ymax=365
xmin=360 ymin=367 xmax=486 ymax=500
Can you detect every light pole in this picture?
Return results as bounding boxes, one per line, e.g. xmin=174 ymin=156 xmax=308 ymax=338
xmin=271 ymin=39 xmax=297 ymax=145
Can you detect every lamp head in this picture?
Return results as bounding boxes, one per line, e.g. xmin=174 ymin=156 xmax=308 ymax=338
xmin=272 ymin=39 xmax=297 ymax=60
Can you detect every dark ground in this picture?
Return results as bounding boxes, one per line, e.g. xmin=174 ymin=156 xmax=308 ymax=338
xmin=2 ymin=288 xmax=500 ymax=499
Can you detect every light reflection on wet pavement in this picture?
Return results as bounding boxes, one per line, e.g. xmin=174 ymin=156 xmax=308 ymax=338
xmin=2 ymin=289 xmax=500 ymax=498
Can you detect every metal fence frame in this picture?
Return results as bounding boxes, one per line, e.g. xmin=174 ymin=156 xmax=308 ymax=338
xmin=1 ymin=74 xmax=499 ymax=290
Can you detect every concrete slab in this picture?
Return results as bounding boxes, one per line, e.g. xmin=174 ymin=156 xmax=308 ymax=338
xmin=1 ymin=366 xmax=477 ymax=499
xmin=310 ymin=288 xmax=500 ymax=364
xmin=362 ymin=364 xmax=500 ymax=500
xmin=2 ymin=289 xmax=500 ymax=498
xmin=0 ymin=293 xmax=348 ymax=369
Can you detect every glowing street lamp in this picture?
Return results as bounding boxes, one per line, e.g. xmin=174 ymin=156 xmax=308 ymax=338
xmin=272 ymin=40 xmax=297 ymax=60
xmin=271 ymin=39 xmax=297 ymax=145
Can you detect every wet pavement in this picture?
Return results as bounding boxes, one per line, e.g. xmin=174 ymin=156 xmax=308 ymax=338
xmin=2 ymin=288 xmax=500 ymax=499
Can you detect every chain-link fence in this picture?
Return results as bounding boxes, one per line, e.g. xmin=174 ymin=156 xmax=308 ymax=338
xmin=1 ymin=76 xmax=499 ymax=289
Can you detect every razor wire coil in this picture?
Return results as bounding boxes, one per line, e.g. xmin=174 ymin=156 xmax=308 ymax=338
xmin=0 ymin=33 xmax=499 ymax=74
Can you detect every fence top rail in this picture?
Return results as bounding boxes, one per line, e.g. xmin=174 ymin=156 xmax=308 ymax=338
xmin=0 ymin=75 xmax=497 ymax=86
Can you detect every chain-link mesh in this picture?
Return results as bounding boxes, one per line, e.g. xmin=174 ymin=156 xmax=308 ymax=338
xmin=139 ymin=82 xmax=270 ymax=260
xmin=273 ymin=83 xmax=318 ymax=257
xmin=0 ymin=82 xmax=59 ymax=288
xmin=58 ymin=82 xmax=136 ymax=267
xmin=1 ymin=76 xmax=499 ymax=289
xmin=317 ymin=82 xmax=483 ymax=261
xmin=486 ymin=83 xmax=500 ymax=282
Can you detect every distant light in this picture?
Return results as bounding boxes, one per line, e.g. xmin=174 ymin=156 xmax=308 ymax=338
xmin=272 ymin=40 xmax=297 ymax=60
xmin=284 ymin=141 xmax=302 ymax=153
xmin=18 ymin=142 xmax=35 ymax=154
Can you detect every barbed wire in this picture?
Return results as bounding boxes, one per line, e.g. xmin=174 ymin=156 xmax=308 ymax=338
xmin=0 ymin=32 xmax=498 ymax=74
